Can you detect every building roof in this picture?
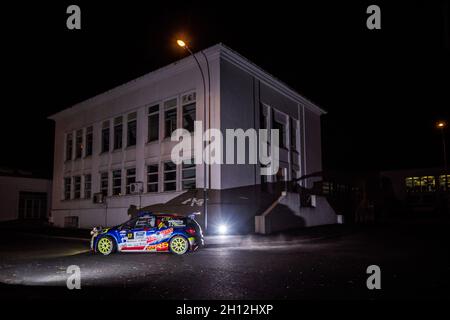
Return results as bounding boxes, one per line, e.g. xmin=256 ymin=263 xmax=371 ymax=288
xmin=49 ymin=43 xmax=325 ymax=121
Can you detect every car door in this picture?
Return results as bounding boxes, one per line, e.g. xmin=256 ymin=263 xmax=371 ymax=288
xmin=122 ymin=215 xmax=155 ymax=251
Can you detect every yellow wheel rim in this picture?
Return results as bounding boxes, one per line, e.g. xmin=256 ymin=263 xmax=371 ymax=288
xmin=97 ymin=237 xmax=112 ymax=255
xmin=170 ymin=237 xmax=188 ymax=254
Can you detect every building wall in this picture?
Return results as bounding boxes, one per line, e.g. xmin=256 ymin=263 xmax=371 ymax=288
xmin=303 ymin=107 xmax=323 ymax=188
xmin=0 ymin=176 xmax=52 ymax=222
xmin=220 ymin=58 xmax=320 ymax=189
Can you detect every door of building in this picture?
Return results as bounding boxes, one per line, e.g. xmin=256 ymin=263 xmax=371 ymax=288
xmin=18 ymin=192 xmax=47 ymax=219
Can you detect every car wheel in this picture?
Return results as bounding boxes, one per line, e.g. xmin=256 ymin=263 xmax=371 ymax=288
xmin=169 ymin=236 xmax=189 ymax=255
xmin=96 ymin=236 xmax=115 ymax=255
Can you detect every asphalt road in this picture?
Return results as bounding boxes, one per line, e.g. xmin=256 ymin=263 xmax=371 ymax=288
xmin=0 ymin=217 xmax=449 ymax=300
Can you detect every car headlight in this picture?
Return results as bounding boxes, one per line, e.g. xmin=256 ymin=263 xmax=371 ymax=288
xmin=218 ymin=224 xmax=228 ymax=235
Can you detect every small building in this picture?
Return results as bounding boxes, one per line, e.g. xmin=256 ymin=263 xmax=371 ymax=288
xmin=49 ymin=43 xmax=337 ymax=232
xmin=381 ymin=167 xmax=450 ymax=214
xmin=0 ymin=168 xmax=52 ymax=222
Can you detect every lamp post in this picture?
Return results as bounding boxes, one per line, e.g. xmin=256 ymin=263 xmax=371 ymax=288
xmin=436 ymin=120 xmax=448 ymax=173
xmin=177 ymin=39 xmax=210 ymax=231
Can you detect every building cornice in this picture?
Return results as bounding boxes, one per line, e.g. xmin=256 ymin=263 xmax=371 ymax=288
xmin=48 ymin=43 xmax=324 ymax=121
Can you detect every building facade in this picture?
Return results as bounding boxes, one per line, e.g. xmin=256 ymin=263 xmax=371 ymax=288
xmin=49 ymin=44 xmax=333 ymax=231
xmin=0 ymin=168 xmax=52 ymax=222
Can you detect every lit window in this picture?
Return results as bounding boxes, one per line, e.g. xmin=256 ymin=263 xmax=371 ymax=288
xmin=100 ymin=172 xmax=109 ymax=197
xmin=405 ymin=177 xmax=413 ymax=192
xmin=127 ymin=112 xmax=137 ymax=147
xmin=73 ymin=176 xmax=81 ymax=199
xmin=163 ymin=161 xmax=177 ymax=191
xmin=412 ymin=177 xmax=421 ymax=192
xmin=126 ymin=168 xmax=136 ymax=194
xmin=147 ymin=105 xmax=159 ymax=142
xmin=64 ymin=177 xmax=71 ymax=200
xmin=164 ymin=98 xmax=177 ymax=138
xmin=112 ymin=169 xmax=122 ymax=196
xmin=75 ymin=130 xmax=83 ymax=159
xmin=101 ymin=121 xmax=110 ymax=153
xmin=147 ymin=164 xmax=159 ymax=193
xmin=85 ymin=126 xmax=93 ymax=157
xmin=182 ymin=160 xmax=196 ymax=190
xmin=420 ymin=176 xmax=436 ymax=192
xmin=65 ymin=133 xmax=73 ymax=161
xmin=322 ymin=181 xmax=331 ymax=195
xmin=114 ymin=116 xmax=123 ymax=150
xmin=439 ymin=175 xmax=450 ymax=191
xmin=84 ymin=174 xmax=92 ymax=199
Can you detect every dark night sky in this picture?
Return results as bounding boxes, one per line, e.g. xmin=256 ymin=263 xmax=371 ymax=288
xmin=2 ymin=1 xmax=449 ymax=177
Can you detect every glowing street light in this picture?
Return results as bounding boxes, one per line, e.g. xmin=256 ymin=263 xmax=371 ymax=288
xmin=176 ymin=39 xmax=186 ymax=47
xmin=176 ymin=39 xmax=211 ymax=232
xmin=436 ymin=120 xmax=448 ymax=173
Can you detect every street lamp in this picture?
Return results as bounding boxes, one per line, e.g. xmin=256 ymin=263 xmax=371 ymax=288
xmin=177 ymin=39 xmax=210 ymax=232
xmin=436 ymin=120 xmax=448 ymax=173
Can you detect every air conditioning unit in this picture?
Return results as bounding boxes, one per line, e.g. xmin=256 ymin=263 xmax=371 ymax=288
xmin=93 ymin=192 xmax=104 ymax=204
xmin=129 ymin=182 xmax=143 ymax=194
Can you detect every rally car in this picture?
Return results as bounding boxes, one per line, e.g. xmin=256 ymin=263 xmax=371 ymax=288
xmin=90 ymin=212 xmax=204 ymax=255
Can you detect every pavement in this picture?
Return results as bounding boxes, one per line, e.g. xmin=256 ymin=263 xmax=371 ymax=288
xmin=0 ymin=217 xmax=449 ymax=300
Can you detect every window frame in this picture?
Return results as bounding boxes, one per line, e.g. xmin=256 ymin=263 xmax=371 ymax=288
xmin=65 ymin=132 xmax=73 ymax=161
xmin=164 ymin=98 xmax=178 ymax=139
xmin=113 ymin=116 xmax=123 ymax=150
xmin=181 ymin=160 xmax=196 ymax=190
xmin=84 ymin=174 xmax=92 ymax=199
xmin=127 ymin=112 xmax=137 ymax=147
xmin=112 ymin=169 xmax=122 ymax=196
xmin=101 ymin=120 xmax=110 ymax=153
xmin=125 ymin=168 xmax=136 ymax=194
xmin=73 ymin=176 xmax=81 ymax=199
xmin=147 ymin=164 xmax=159 ymax=193
xmin=147 ymin=104 xmax=160 ymax=143
xmin=163 ymin=161 xmax=177 ymax=191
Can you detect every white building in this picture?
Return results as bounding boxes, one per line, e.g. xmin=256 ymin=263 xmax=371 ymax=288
xmin=49 ymin=44 xmax=336 ymax=232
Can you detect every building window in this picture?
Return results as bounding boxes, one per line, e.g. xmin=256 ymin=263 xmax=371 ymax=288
xmin=164 ymin=98 xmax=177 ymax=138
xmin=405 ymin=176 xmax=437 ymax=192
xmin=439 ymin=175 xmax=450 ymax=191
xmin=84 ymin=174 xmax=92 ymax=199
xmin=181 ymin=93 xmax=196 ymax=133
xmin=75 ymin=129 xmax=83 ymax=159
xmin=148 ymin=104 xmax=159 ymax=142
xmin=260 ymin=103 xmax=268 ymax=130
xmin=100 ymin=172 xmax=109 ymax=197
xmin=126 ymin=168 xmax=136 ymax=194
xmin=147 ymin=164 xmax=159 ymax=193
xmin=112 ymin=169 xmax=122 ymax=195
xmin=85 ymin=126 xmax=93 ymax=157
xmin=101 ymin=121 xmax=110 ymax=153
xmin=64 ymin=177 xmax=71 ymax=200
xmin=273 ymin=118 xmax=286 ymax=149
xmin=163 ymin=161 xmax=177 ymax=191
xmin=73 ymin=176 xmax=81 ymax=199
xmin=65 ymin=133 xmax=73 ymax=161
xmin=127 ymin=112 xmax=137 ymax=147
xmin=290 ymin=118 xmax=298 ymax=152
xmin=182 ymin=160 xmax=196 ymax=190
xmin=113 ymin=116 xmax=123 ymax=150
xmin=421 ymin=176 xmax=436 ymax=192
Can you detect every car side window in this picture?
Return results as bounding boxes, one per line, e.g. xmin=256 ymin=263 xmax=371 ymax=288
xmin=135 ymin=216 xmax=155 ymax=228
